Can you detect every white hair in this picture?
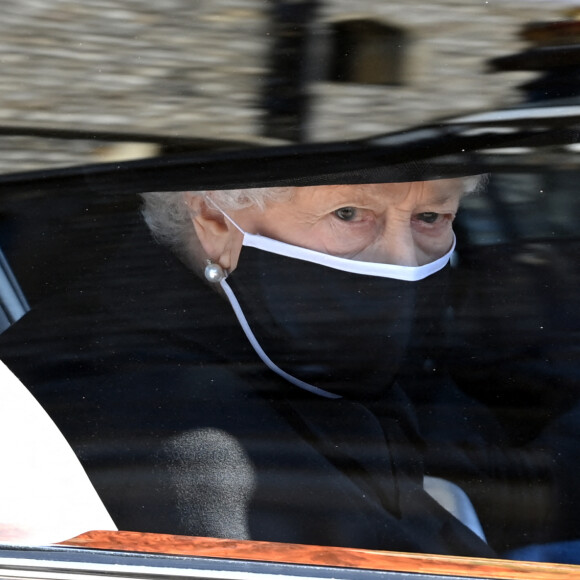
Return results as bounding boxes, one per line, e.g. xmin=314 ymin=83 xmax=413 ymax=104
xmin=464 ymin=174 xmax=488 ymax=194
xmin=140 ymin=188 xmax=292 ymax=266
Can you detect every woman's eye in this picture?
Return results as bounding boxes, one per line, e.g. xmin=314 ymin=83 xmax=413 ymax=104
xmin=334 ymin=207 xmax=358 ymax=221
xmin=416 ymin=212 xmax=440 ymax=224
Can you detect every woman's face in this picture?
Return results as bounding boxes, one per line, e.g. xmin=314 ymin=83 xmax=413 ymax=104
xmin=191 ymin=179 xmax=465 ymax=272
xmin=232 ymin=180 xmax=463 ymax=267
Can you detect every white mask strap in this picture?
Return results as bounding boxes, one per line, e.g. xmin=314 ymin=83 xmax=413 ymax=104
xmin=204 ymin=194 xmax=455 ymax=281
xmin=220 ymin=278 xmax=341 ymax=399
xmin=204 ymin=195 xmax=246 ymax=234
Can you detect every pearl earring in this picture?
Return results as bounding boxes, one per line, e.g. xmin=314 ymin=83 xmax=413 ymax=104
xmin=204 ymin=259 xmax=226 ymax=283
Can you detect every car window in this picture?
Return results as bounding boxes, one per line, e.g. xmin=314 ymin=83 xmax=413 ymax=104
xmin=1 ymin=1 xmax=580 ymax=576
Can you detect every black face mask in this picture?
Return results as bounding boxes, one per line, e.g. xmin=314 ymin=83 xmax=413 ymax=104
xmin=218 ymin=230 xmax=455 ymax=400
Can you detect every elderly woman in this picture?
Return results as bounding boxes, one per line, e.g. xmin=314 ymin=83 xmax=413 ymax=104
xmin=0 ymin=177 xmax=563 ymax=559
xmin=142 ymin=181 xmax=464 ymax=398
xmin=130 ymin=179 xmax=499 ymax=552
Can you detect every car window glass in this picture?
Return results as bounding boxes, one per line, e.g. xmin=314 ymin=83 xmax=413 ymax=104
xmin=1 ymin=1 xmax=580 ymax=572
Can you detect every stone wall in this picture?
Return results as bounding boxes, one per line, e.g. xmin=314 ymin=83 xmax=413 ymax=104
xmin=311 ymin=1 xmax=575 ymax=139
xmin=0 ymin=0 xmax=577 ymax=172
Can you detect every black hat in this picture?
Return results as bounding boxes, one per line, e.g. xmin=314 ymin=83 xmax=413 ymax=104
xmin=1 ymin=105 xmax=579 ymax=196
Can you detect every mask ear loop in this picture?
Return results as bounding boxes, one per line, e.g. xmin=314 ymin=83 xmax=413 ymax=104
xmin=203 ymin=196 xmax=341 ymax=399
xmin=203 ymin=194 xmax=246 ymax=235
xmin=220 ymin=278 xmax=341 ymax=399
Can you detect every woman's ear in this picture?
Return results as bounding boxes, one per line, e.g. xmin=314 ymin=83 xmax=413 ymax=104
xmin=184 ymin=194 xmax=243 ymax=271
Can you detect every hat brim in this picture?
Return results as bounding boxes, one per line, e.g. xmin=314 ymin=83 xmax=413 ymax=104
xmin=0 ymin=106 xmax=578 ymax=196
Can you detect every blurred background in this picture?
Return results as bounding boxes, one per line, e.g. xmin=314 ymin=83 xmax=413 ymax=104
xmin=1 ymin=0 xmax=580 ymax=173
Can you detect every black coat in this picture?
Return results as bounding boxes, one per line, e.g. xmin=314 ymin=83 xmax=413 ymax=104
xmin=0 ymin=219 xmax=577 ymax=558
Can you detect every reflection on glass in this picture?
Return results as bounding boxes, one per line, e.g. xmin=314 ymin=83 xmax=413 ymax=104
xmin=1 ymin=175 xmax=579 ymax=566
